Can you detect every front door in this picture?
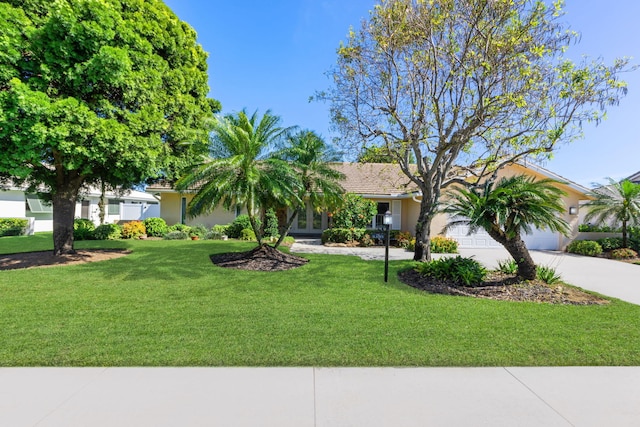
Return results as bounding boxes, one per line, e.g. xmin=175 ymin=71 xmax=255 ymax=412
xmin=290 ymin=203 xmax=325 ymax=234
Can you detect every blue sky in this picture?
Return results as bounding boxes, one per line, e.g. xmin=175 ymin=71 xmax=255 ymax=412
xmin=163 ymin=0 xmax=639 ymax=187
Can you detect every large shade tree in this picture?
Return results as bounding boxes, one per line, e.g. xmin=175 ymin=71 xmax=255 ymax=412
xmin=0 ymin=0 xmax=218 ymax=255
xmin=175 ymin=110 xmax=299 ymax=246
xmin=584 ymin=178 xmax=640 ymax=249
xmin=443 ymin=175 xmax=570 ymax=279
xmin=323 ymin=0 xmax=630 ymax=261
xmin=273 ymin=130 xmax=345 ymax=248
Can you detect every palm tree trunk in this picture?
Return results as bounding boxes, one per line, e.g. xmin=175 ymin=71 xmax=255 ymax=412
xmin=503 ymin=237 xmax=537 ymax=280
xmin=274 ymin=210 xmax=298 ymax=249
xmin=622 ymin=219 xmax=628 ymax=248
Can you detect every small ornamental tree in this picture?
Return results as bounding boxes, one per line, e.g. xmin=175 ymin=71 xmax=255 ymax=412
xmin=331 ymin=194 xmax=377 ymax=229
xmin=0 ymin=0 xmax=218 ymax=255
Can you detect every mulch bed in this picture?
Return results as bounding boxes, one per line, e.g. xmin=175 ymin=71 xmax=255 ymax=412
xmin=0 ymin=249 xmax=131 ymax=271
xmin=398 ymin=269 xmax=609 ymax=305
xmin=210 ymin=245 xmax=309 ymax=271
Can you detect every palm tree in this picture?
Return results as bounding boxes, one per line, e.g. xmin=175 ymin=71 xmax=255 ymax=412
xmin=175 ymin=110 xmax=300 ymax=245
xmin=272 ymin=130 xmax=345 ymax=248
xmin=584 ymin=178 xmax=640 ymax=248
xmin=443 ymin=175 xmax=570 ymax=280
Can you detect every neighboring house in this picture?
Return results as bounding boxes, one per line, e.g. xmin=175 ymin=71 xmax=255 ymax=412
xmin=147 ymin=162 xmax=589 ymax=250
xmin=627 ymin=170 xmax=640 ymax=184
xmin=0 ymin=184 xmax=160 ymax=234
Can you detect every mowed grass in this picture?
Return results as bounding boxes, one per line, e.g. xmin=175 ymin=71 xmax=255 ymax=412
xmin=1 ymin=233 xmax=639 ymax=366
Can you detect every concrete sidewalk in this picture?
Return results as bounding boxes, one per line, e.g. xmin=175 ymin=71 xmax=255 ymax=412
xmin=2 ymin=367 xmax=639 ymax=426
xmin=291 ymin=240 xmax=640 ymax=305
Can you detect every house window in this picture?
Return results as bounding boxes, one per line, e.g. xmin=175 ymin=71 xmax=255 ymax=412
xmin=296 ymin=208 xmax=307 ymax=229
xmin=25 ymin=194 xmax=53 ymax=213
xmin=312 ymin=211 xmax=322 ymax=230
xmin=235 ymin=205 xmax=242 ymax=218
xmin=181 ymin=197 xmax=187 ymax=224
xmin=108 ymin=199 xmax=122 ymax=215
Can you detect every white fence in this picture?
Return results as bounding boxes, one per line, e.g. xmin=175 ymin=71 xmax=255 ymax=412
xmin=120 ymin=203 xmax=160 ymax=221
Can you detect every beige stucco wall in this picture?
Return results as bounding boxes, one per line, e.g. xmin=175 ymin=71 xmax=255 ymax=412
xmin=159 ymin=192 xmax=241 ymax=228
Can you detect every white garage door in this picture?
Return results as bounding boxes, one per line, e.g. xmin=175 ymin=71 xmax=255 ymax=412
xmin=446 ymin=224 xmax=560 ymax=250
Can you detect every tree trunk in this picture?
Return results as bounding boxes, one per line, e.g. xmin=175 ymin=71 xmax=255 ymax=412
xmin=98 ymin=180 xmax=106 ymax=225
xmin=622 ymin=220 xmax=628 ymax=248
xmin=274 ymin=209 xmax=298 ymax=249
xmin=52 ymin=187 xmax=81 ymax=255
xmin=413 ymin=198 xmax=434 ymax=262
xmin=502 ymin=236 xmax=537 ymax=280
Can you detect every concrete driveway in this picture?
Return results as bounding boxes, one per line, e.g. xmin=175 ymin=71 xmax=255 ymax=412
xmin=291 ymin=240 xmax=640 ymax=305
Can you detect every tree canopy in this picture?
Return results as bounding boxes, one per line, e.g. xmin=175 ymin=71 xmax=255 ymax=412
xmin=0 ymin=0 xmax=218 ymax=254
xmin=324 ymin=0 xmax=630 ymax=261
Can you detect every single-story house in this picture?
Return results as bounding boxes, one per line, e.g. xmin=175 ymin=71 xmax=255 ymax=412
xmin=627 ymin=170 xmax=640 ymax=184
xmin=0 ymin=184 xmax=160 ymax=234
xmin=146 ymin=162 xmax=589 ymax=251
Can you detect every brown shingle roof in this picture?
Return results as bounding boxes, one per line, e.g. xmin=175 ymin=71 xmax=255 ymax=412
xmin=145 ymin=163 xmax=419 ymax=196
xmin=330 ymin=163 xmax=418 ymax=196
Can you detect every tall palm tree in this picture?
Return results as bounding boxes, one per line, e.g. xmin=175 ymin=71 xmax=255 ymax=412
xmin=584 ymin=178 xmax=640 ymax=248
xmin=272 ymin=130 xmax=345 ymax=248
xmin=443 ymin=175 xmax=570 ymax=280
xmin=176 ymin=110 xmax=300 ymax=245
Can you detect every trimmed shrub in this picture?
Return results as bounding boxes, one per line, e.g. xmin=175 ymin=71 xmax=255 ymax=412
xmin=93 ymin=223 xmax=121 ymax=240
xmin=264 ymin=209 xmax=279 ymax=238
xmin=430 ymin=236 xmax=458 ymax=253
xmin=240 ymin=228 xmax=256 ymax=241
xmin=227 ymin=215 xmax=253 ymax=239
xmin=211 ymin=224 xmax=229 ymax=235
xmin=415 ymin=256 xmax=487 ymax=286
xmin=321 ymin=228 xmax=366 ymax=244
xmin=596 ymin=237 xmax=623 ymax=252
xmin=566 ymin=240 xmax=602 ymax=257
xmin=168 ymin=223 xmax=191 ymax=233
xmin=0 ymin=218 xmax=29 ymax=237
xmin=359 ymin=233 xmax=374 ymax=247
xmin=121 ymin=220 xmax=146 ymax=239
xmin=579 ymin=224 xmax=620 ymax=232
xmin=629 ymin=227 xmax=640 ymax=253
xmin=143 ymin=217 xmax=168 ymax=237
xmin=164 ymin=231 xmax=189 ymax=240
xmin=610 ymin=248 xmax=638 ymax=260
xmin=73 ymin=218 xmax=95 ymax=240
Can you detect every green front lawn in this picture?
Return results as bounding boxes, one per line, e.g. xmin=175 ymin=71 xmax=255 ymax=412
xmin=1 ymin=234 xmax=639 ymax=366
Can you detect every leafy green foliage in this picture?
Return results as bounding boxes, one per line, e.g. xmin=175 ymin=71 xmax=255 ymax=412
xmin=416 ymin=256 xmax=487 ymax=287
xmin=240 ymin=228 xmax=256 ymax=241
xmin=596 ymin=237 xmax=624 ymax=252
xmin=264 ymin=209 xmax=279 ymax=238
xmin=444 ymin=175 xmax=570 ymax=280
xmin=189 ymin=225 xmax=208 ymax=238
xmin=226 ymin=215 xmax=253 ymax=239
xmin=92 ymin=223 xmax=121 ymax=240
xmin=0 ymin=218 xmax=28 ymax=237
xmin=497 ymin=259 xmax=519 ymax=275
xmin=536 ymin=266 xmax=562 ymax=285
xmin=168 ymin=224 xmax=191 ymax=234
xmin=163 ymin=231 xmax=189 ymax=240
xmin=121 ymin=221 xmax=146 ymax=239
xmin=579 ymin=224 xmax=620 ymax=232
xmin=331 ymin=194 xmax=377 ymax=229
xmin=430 ymin=236 xmax=458 ymax=254
xmin=566 ymin=240 xmax=603 ymax=257
xmin=143 ymin=217 xmax=168 ymax=238
xmin=176 ymin=110 xmax=298 ymax=245
xmin=0 ymin=0 xmax=217 ymax=254
xmin=584 ymin=179 xmax=640 ymax=248
xmin=610 ymin=248 xmax=638 ymax=260
xmin=73 ymin=219 xmax=95 ymax=241
xmin=321 ymin=228 xmax=367 ymax=244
